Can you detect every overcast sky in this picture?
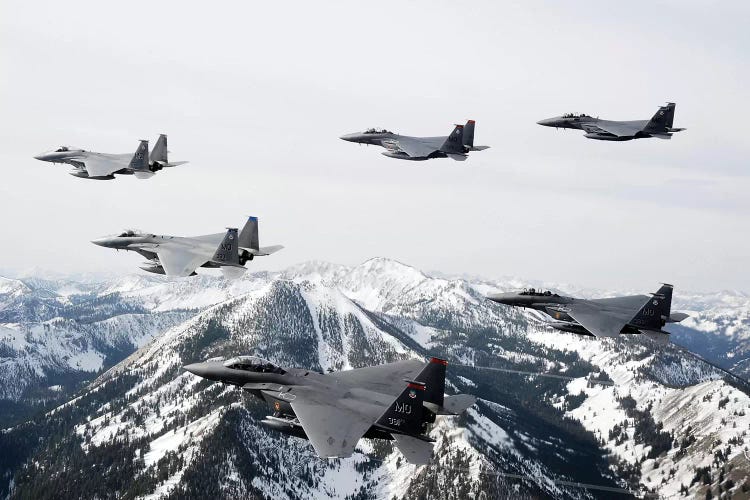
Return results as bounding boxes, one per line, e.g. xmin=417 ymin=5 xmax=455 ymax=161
xmin=1 ymin=0 xmax=748 ymax=292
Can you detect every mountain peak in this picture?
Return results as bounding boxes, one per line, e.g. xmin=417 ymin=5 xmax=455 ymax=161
xmin=0 ymin=276 xmax=32 ymax=296
xmin=356 ymin=257 xmax=427 ymax=280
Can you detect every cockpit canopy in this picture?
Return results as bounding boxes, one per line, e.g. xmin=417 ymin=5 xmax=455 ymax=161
xmin=519 ymin=288 xmax=559 ymax=297
xmin=364 ymin=128 xmax=392 ymax=134
xmin=55 ymin=146 xmax=70 ymax=152
xmin=118 ymin=230 xmax=140 ymax=238
xmin=223 ymin=355 xmax=286 ymax=374
xmin=562 ymin=113 xmax=590 ymax=119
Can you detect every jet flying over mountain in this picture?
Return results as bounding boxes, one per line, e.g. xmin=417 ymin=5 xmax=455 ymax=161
xmin=487 ymin=284 xmax=689 ymax=343
xmin=340 ymin=120 xmax=489 ymax=161
xmin=537 ymin=103 xmax=685 ymax=141
xmin=184 ymin=356 xmax=476 ymax=464
xmin=92 ymin=216 xmax=282 ymax=278
xmin=33 ymin=134 xmax=187 ymax=179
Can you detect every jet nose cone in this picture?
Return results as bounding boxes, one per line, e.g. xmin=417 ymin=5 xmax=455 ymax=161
xmin=339 ymin=133 xmax=361 ymax=142
xmin=91 ymin=237 xmax=115 ymax=248
xmin=536 ymin=118 xmax=555 ymax=127
xmin=183 ymin=363 xmax=209 ymax=377
xmin=183 ymin=362 xmax=221 ymax=380
xmin=33 ymin=153 xmax=47 ymax=161
xmin=486 ymin=292 xmax=512 ymax=304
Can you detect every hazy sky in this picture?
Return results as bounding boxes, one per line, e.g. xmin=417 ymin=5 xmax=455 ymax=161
xmin=1 ymin=0 xmax=748 ymax=291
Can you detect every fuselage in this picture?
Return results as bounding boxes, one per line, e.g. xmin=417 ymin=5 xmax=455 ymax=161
xmin=34 ymin=149 xmax=143 ymax=179
xmin=340 ymin=131 xmax=452 ymax=160
xmin=488 ymin=290 xmax=576 ymax=321
xmin=91 ymin=231 xmax=247 ymax=274
xmin=184 ymin=358 xmax=431 ymax=441
xmin=487 ymin=290 xmax=661 ymax=335
xmin=536 ymin=111 xmax=683 ymax=141
xmin=536 ymin=116 xmax=653 ymax=141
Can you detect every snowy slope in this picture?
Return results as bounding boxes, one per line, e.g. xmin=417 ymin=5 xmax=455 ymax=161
xmin=1 ymin=260 xmax=749 ymax=499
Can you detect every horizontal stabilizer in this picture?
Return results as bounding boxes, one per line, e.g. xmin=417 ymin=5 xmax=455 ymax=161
xmin=669 ymin=312 xmax=690 ymax=323
xmin=441 ymin=394 xmax=476 ymax=415
xmin=423 ymin=393 xmax=476 ymax=415
xmin=163 ymin=161 xmax=189 ymax=168
xmin=392 ymin=434 xmax=433 ymax=465
xmin=468 ymin=145 xmax=490 ymax=151
xmin=650 ymin=133 xmax=673 ymax=140
xmin=247 ymin=244 xmax=284 ymax=256
xmin=446 ymin=153 xmax=468 ymax=161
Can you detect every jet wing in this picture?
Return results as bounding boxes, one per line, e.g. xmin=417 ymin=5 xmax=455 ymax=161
xmin=588 ymin=295 xmax=651 ymax=312
xmin=155 ymin=246 xmax=211 ymax=277
xmin=290 ymin=394 xmax=375 ymax=459
xmin=78 ymin=155 xmax=128 ymax=178
xmin=581 ymin=121 xmax=643 ymax=138
xmin=565 ymin=299 xmax=642 ymax=338
xmin=186 ymin=233 xmax=227 ymax=245
xmin=327 ymin=359 xmax=426 ymax=397
xmin=393 ymin=137 xmax=439 ymax=158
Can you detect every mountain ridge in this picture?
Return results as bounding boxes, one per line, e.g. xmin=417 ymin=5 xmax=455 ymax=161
xmin=1 ymin=258 xmax=749 ymax=498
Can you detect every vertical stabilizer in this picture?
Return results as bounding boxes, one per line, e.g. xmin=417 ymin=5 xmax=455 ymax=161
xmin=150 ymin=134 xmax=168 ymax=164
xmin=462 ymin=120 xmax=475 ymax=147
xmin=376 ymin=380 xmax=426 ymax=436
xmin=212 ymin=228 xmax=240 ymax=265
xmin=645 ymin=103 xmax=675 ymax=132
xmin=129 ymin=140 xmax=149 ymax=171
xmin=239 ymin=216 xmax=259 ymax=251
xmin=632 ymin=284 xmax=674 ymax=331
xmin=439 ymin=124 xmax=465 ymax=154
xmin=415 ymin=357 xmax=446 ymax=407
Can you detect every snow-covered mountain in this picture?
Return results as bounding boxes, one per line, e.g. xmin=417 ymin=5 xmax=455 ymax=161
xmin=1 ymin=259 xmax=749 ymax=499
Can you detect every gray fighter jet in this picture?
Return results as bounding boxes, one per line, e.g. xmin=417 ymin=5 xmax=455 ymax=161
xmin=487 ymin=284 xmax=689 ymax=343
xmin=184 ymin=356 xmax=475 ymax=464
xmin=33 ymin=134 xmax=187 ymax=179
xmin=92 ymin=216 xmax=282 ymax=278
xmin=340 ymin=120 xmax=489 ymax=161
xmin=537 ymin=103 xmax=685 ymax=141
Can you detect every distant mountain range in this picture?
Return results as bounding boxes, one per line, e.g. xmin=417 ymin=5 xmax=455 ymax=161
xmin=1 ymin=259 xmax=748 ymax=499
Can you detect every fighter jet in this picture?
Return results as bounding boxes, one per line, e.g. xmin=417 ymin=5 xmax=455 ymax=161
xmin=33 ymin=134 xmax=187 ymax=179
xmin=183 ymin=356 xmax=476 ymax=464
xmin=537 ymin=103 xmax=685 ymax=141
xmin=91 ymin=216 xmax=282 ymax=278
xmin=340 ymin=120 xmax=489 ymax=161
xmin=487 ymin=284 xmax=689 ymax=343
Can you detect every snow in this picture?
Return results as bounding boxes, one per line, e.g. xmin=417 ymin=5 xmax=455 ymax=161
xmin=528 ymin=325 xmax=750 ymax=498
xmin=466 ymin=407 xmax=515 ymax=452
xmin=4 ymin=260 xmax=750 ymax=499
xmin=143 ymin=408 xmax=223 ymax=467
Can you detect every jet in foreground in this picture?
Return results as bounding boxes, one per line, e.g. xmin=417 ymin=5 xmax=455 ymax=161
xmin=537 ymin=103 xmax=685 ymax=141
xmin=92 ymin=216 xmax=282 ymax=278
xmin=340 ymin=120 xmax=489 ymax=161
xmin=184 ymin=356 xmax=475 ymax=464
xmin=33 ymin=134 xmax=187 ymax=179
xmin=487 ymin=284 xmax=689 ymax=343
